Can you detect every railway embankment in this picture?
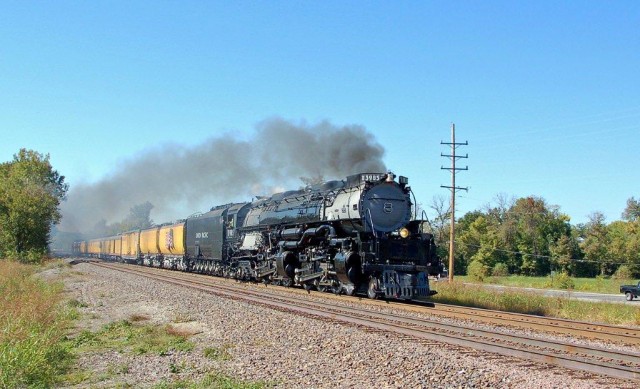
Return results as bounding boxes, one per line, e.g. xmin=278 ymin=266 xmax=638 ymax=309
xmin=31 ymin=260 xmax=639 ymax=388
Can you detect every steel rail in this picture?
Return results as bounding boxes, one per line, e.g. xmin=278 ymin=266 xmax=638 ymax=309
xmin=86 ymin=259 xmax=640 ymax=345
xmin=91 ymin=262 xmax=640 ymax=382
xmin=95 ymin=263 xmax=639 ymax=365
xmin=419 ymin=302 xmax=640 ymax=345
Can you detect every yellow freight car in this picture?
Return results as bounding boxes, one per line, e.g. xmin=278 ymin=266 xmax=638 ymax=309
xmin=139 ymin=226 xmax=160 ymax=266
xmin=158 ymin=221 xmax=187 ymax=270
xmin=107 ymin=235 xmax=122 ymax=260
xmin=87 ymin=238 xmax=101 ymax=257
xmin=121 ymin=230 xmax=140 ymax=263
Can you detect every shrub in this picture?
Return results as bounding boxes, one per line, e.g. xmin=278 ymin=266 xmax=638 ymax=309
xmin=491 ymin=263 xmax=510 ymax=277
xmin=3 ymin=249 xmax=47 ymax=264
xmin=546 ymin=272 xmax=575 ymax=290
xmin=613 ymin=265 xmax=633 ymax=280
xmin=467 ymin=260 xmax=490 ymax=282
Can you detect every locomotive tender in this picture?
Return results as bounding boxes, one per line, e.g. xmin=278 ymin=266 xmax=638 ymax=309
xmin=74 ymin=172 xmax=442 ymax=300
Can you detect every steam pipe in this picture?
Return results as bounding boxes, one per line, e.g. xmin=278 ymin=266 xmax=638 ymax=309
xmin=280 ymin=225 xmax=337 ymax=249
xmin=296 ymin=225 xmax=336 ymax=246
xmin=314 ymin=225 xmax=336 ymax=239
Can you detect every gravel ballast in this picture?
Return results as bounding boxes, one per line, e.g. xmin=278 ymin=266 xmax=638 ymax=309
xmin=54 ymin=262 xmax=635 ymax=388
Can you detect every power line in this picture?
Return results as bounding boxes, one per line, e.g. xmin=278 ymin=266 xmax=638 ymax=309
xmin=480 ymin=106 xmax=640 ymax=141
xmin=476 ymin=124 xmax=639 ymax=152
xmin=456 ymin=241 xmax=640 ymax=266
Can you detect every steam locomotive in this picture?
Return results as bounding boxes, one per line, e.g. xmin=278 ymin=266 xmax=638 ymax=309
xmin=73 ymin=172 xmax=442 ymax=300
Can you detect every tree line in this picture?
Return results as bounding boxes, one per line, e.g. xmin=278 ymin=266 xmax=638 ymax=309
xmin=2 ymin=148 xmax=639 ymax=277
xmin=427 ymin=194 xmax=640 ymax=279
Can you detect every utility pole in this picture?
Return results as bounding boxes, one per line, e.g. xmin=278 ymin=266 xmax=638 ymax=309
xmin=441 ymin=123 xmax=468 ymax=282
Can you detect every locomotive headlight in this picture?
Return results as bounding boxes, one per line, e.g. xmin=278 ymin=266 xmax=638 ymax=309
xmin=399 ymin=227 xmax=410 ymax=238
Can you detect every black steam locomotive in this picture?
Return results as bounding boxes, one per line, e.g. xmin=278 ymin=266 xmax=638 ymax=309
xmin=76 ymin=172 xmax=442 ymax=300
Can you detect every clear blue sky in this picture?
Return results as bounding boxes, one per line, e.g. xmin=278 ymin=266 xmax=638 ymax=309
xmin=1 ymin=1 xmax=638 ymax=226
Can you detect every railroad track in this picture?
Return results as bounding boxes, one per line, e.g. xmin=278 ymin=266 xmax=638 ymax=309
xmin=90 ymin=261 xmax=640 ymax=382
xmin=414 ymin=301 xmax=640 ymax=345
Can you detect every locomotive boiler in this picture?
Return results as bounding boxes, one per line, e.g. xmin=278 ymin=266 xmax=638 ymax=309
xmin=77 ymin=172 xmax=442 ymax=300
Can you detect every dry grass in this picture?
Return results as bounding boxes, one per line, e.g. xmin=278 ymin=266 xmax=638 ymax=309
xmin=433 ymin=280 xmax=640 ymax=326
xmin=171 ymin=311 xmax=194 ymax=323
xmin=457 ymin=274 xmax=638 ymax=294
xmin=165 ymin=324 xmax=201 ymax=337
xmin=0 ymin=260 xmax=74 ymax=388
xmin=129 ymin=313 xmax=151 ymax=322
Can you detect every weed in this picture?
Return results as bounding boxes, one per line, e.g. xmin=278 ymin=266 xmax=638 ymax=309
xmin=169 ymin=361 xmax=188 ymax=374
xmin=62 ymin=369 xmax=93 ymax=385
xmin=153 ymin=371 xmax=269 ymax=389
xmin=0 ymin=260 xmax=75 ymax=388
xmin=203 ymin=345 xmax=232 ymax=361
xmin=172 ymin=312 xmax=194 ymax=323
xmin=107 ymin=362 xmax=130 ymax=375
xmin=200 ymin=372 xmax=270 ymax=388
xmin=41 ymin=258 xmax=70 ymax=270
xmin=73 ymin=319 xmax=195 ymax=356
xmin=68 ymin=298 xmax=89 ymax=308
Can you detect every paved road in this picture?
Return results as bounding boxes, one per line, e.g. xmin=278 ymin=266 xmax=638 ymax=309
xmin=461 ymin=283 xmax=638 ymax=305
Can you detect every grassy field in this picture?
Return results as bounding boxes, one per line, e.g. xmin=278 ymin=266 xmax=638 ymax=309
xmin=431 ymin=280 xmax=640 ymax=326
xmin=0 ymin=260 xmax=75 ymax=388
xmin=454 ymin=274 xmax=638 ymax=294
xmin=0 ymin=258 xmax=270 ymax=388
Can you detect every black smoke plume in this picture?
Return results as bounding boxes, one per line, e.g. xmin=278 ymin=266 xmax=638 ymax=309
xmin=59 ymin=118 xmax=386 ymax=232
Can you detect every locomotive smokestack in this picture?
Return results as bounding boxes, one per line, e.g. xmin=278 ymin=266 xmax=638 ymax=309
xmin=59 ymin=117 xmax=386 ymax=233
xmin=385 ymin=172 xmax=395 ymax=182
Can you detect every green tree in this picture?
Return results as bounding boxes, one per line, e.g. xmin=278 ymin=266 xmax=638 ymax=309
xmin=622 ymin=197 xmax=640 ymax=222
xmin=454 ymin=195 xmax=575 ymax=276
xmin=455 ymin=210 xmax=484 ymax=273
xmin=458 ymin=215 xmax=506 ymax=270
xmin=608 ymin=220 xmax=640 ymax=277
xmin=119 ymin=201 xmax=154 ymax=231
xmin=580 ymin=212 xmax=613 ymax=276
xmin=88 ymin=202 xmax=155 ymax=237
xmin=549 ymin=235 xmax=579 ymax=275
xmin=0 ymin=149 xmax=68 ymax=261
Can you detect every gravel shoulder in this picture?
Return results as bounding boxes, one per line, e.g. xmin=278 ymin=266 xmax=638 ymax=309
xmin=46 ymin=261 xmax=636 ymax=388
